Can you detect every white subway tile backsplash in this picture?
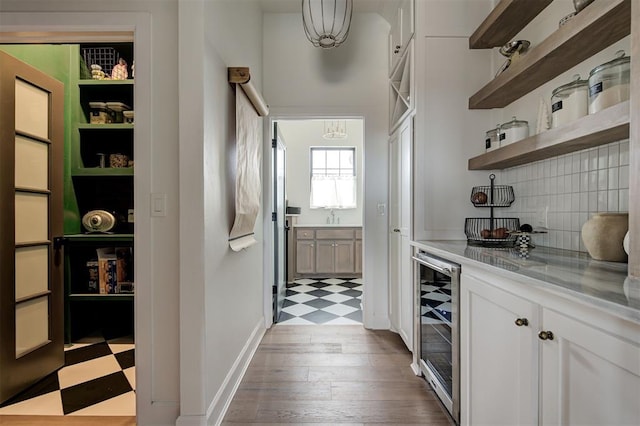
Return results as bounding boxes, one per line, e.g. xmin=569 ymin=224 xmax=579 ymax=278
xmin=608 ymin=168 xmax=619 ymax=190
xmin=620 ymin=141 xmax=630 ymax=165
xmin=499 ymin=140 xmax=627 ymax=252
xmin=619 ymin=165 xmax=629 ymax=189
xmin=608 ymin=143 xmax=619 ymax=168
xmin=598 ymin=146 xmax=608 ymax=169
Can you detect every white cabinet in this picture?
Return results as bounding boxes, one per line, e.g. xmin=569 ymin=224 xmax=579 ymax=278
xmin=389 ymin=118 xmax=413 ymax=350
xmin=461 ymin=274 xmax=538 ymax=426
xmin=388 ymin=0 xmax=414 ymax=74
xmin=461 ymin=269 xmax=640 ymax=426
xmin=540 ymin=307 xmax=640 ymax=425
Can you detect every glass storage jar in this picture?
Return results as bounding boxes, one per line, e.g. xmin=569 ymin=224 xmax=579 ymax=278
xmin=500 ymin=116 xmax=528 ymax=146
xmin=551 ymin=74 xmax=588 ymax=128
xmin=588 ymin=50 xmax=630 ymax=114
xmin=485 ymin=125 xmax=501 ymax=152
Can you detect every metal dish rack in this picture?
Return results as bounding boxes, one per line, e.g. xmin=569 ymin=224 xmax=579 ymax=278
xmin=465 ymin=174 xmax=519 ymax=247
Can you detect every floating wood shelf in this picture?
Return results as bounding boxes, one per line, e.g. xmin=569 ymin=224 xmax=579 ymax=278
xmin=78 ymin=79 xmax=134 ymax=86
xmin=468 ymin=101 xmax=630 ymax=170
xmin=469 ymin=0 xmax=553 ymax=49
xmin=469 ymin=0 xmax=630 ymax=109
xmin=64 ymin=234 xmax=134 ymax=243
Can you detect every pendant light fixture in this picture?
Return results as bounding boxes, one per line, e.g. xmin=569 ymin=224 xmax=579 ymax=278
xmin=322 ymin=120 xmax=348 ymax=139
xmin=302 ymin=0 xmax=353 ymax=49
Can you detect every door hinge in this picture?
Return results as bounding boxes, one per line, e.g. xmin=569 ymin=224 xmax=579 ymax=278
xmin=272 ymin=139 xmax=277 ymax=148
xmin=272 ymin=212 xmax=277 ymax=222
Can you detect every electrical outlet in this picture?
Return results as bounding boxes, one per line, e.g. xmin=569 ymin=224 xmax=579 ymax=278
xmin=535 ymin=206 xmax=548 ymax=229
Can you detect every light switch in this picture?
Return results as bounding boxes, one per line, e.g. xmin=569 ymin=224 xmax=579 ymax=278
xmin=151 ymin=193 xmax=167 ymax=217
xmin=377 ymin=203 xmax=386 ymax=216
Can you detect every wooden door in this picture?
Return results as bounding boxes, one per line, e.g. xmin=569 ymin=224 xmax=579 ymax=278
xmin=540 ymin=308 xmax=640 ymax=425
xmin=0 ymin=51 xmax=64 ymax=403
xmin=460 ymin=274 xmax=538 ymax=426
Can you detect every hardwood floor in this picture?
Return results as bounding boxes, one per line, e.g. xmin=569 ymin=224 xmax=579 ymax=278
xmin=0 ymin=416 xmax=136 ymax=425
xmin=222 ymin=325 xmax=454 ymax=425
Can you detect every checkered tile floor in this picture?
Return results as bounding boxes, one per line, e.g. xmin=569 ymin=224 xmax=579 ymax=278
xmin=277 ymin=278 xmax=363 ymax=325
xmin=0 ymin=336 xmax=135 ymax=416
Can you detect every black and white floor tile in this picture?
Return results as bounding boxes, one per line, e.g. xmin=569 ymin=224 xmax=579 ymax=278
xmin=0 ymin=336 xmax=135 ymax=416
xmin=420 ymin=280 xmax=453 ymax=324
xmin=277 ymin=278 xmax=363 ymax=325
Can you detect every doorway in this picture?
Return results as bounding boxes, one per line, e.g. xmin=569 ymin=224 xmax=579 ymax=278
xmin=271 ymin=118 xmax=365 ymax=325
xmin=0 ymin=42 xmax=136 ymax=418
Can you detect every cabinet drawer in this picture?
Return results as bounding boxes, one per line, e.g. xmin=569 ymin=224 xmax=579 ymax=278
xmin=316 ymin=229 xmax=354 ymax=240
xmin=296 ymin=229 xmax=315 ymax=240
xmin=355 ymin=228 xmax=362 ymax=239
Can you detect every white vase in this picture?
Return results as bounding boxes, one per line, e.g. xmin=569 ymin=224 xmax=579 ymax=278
xmin=581 ymin=212 xmax=628 ymax=262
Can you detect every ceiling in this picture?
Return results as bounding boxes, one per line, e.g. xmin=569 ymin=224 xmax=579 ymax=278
xmin=259 ymin=0 xmax=389 ymax=15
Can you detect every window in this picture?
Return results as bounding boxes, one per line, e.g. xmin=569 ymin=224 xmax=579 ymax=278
xmin=310 ymin=147 xmax=356 ymax=209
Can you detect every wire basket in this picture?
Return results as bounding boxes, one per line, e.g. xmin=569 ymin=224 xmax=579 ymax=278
xmin=470 ymin=185 xmax=514 ymax=207
xmin=470 ymin=174 xmax=514 ymax=207
xmin=81 ymin=47 xmax=121 ymax=75
xmin=465 ymin=217 xmax=520 ymax=247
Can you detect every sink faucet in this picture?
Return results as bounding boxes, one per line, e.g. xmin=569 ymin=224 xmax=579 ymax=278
xmin=330 ymin=209 xmax=336 ymax=224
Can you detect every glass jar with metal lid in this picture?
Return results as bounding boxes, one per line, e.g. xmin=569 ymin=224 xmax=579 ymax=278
xmin=588 ymin=50 xmax=630 ymax=114
xmin=485 ymin=124 xmax=501 ymax=152
xmin=551 ymin=74 xmax=588 ymax=128
xmin=500 ymin=116 xmax=529 ymax=146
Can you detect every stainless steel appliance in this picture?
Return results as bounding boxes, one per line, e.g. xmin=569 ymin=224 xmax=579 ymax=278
xmin=413 ymin=250 xmax=460 ymax=424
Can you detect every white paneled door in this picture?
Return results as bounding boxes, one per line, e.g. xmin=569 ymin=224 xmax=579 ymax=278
xmin=0 ymin=51 xmax=64 ymax=403
xmin=389 ymin=117 xmax=413 ymax=350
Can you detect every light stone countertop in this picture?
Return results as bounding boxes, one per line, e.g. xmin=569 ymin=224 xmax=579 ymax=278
xmin=293 ymin=224 xmax=362 ymax=228
xmin=411 ymin=240 xmax=639 ymax=323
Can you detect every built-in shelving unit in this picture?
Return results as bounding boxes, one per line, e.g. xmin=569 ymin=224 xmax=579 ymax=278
xmin=389 ymin=39 xmax=413 ymax=133
xmin=469 ymin=101 xmax=629 ymax=170
xmin=469 ymin=0 xmax=630 ymax=109
xmin=469 ymin=0 xmax=553 ymax=49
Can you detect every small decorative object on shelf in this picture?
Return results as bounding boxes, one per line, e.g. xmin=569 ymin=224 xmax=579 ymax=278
xmin=466 ymin=174 xmax=519 ymax=247
xmin=111 ymin=58 xmax=128 ymax=80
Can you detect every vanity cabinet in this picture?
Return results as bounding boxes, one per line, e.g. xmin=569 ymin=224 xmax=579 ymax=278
xmin=460 ymin=268 xmax=640 ymax=426
xmin=293 ymin=227 xmax=361 ymax=278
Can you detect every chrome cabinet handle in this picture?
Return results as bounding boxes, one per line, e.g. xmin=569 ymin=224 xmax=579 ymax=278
xmin=538 ymin=330 xmax=554 ymax=341
xmin=515 ymin=318 xmax=529 ymax=327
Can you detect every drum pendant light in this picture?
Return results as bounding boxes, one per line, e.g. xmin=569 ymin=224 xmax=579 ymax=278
xmin=302 ymin=0 xmax=353 ymax=49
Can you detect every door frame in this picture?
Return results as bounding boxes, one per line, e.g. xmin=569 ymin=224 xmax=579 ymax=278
xmin=263 ymin=110 xmax=373 ymax=328
xmin=0 ymin=12 xmax=154 ymax=421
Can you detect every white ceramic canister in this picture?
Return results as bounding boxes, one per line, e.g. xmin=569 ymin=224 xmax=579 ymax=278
xmin=485 ymin=125 xmax=501 ymax=152
xmin=588 ymin=50 xmax=630 ymax=114
xmin=500 ymin=116 xmax=529 ymax=146
xmin=551 ymin=74 xmax=588 ymax=128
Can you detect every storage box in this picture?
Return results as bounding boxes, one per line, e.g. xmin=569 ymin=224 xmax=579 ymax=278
xmin=97 ymin=248 xmax=117 ymax=294
xmin=105 ymin=102 xmax=131 ymax=123
xmin=87 ymin=260 xmax=99 ymax=293
xmin=89 ymin=102 xmax=111 ymax=124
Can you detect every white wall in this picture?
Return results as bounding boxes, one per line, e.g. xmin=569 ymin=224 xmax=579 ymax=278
xmin=278 ymin=119 xmax=364 ymax=226
xmin=263 ymin=12 xmax=391 ymax=328
xmin=179 ymin=0 xmax=266 ymax=424
xmin=413 ymin=0 xmax=494 ymax=240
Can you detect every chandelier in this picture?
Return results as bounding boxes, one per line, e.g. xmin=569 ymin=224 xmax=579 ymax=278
xmin=323 ymin=120 xmax=348 ymax=139
xmin=302 ymin=0 xmax=353 ymax=49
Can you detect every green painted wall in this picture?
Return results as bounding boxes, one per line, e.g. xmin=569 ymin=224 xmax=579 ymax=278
xmin=0 ymin=45 xmax=82 ymax=234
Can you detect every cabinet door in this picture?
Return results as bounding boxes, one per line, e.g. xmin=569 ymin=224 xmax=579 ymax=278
xmin=296 ymin=240 xmax=315 ymax=274
xmin=389 ymin=5 xmax=402 ymax=72
xmin=334 ymin=240 xmax=354 ymax=274
xmin=399 ymin=0 xmax=414 ymax=52
xmin=540 ymin=308 xmax=640 ymax=425
xmin=315 ymin=240 xmax=335 ymax=274
xmin=460 ymin=274 xmax=538 ymax=426
xmin=354 ymin=239 xmax=362 ymax=274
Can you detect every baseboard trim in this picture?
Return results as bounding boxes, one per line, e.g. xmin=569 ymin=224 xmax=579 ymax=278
xmin=207 ymin=319 xmax=266 ymax=425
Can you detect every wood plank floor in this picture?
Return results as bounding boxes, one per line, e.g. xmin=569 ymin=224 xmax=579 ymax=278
xmin=222 ymin=325 xmax=454 ymax=425
xmin=0 ymin=416 xmax=136 ymax=425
